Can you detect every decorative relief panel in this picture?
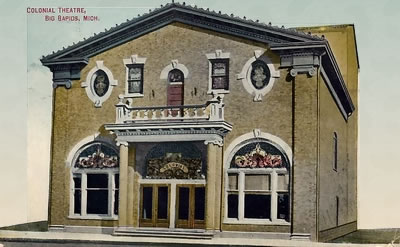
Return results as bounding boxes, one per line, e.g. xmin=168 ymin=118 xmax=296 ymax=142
xmin=74 ymin=142 xmax=119 ymax=169
xmin=230 ymin=142 xmax=286 ymax=169
xmin=147 ymin=153 xmax=203 ymax=179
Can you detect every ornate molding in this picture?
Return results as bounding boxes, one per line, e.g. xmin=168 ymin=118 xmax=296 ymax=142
xmin=160 ymin=60 xmax=189 ymax=79
xmin=53 ymin=79 xmax=72 ymax=89
xmin=116 ymin=141 xmax=129 ymax=147
xmin=237 ymin=50 xmax=280 ymax=102
xmin=204 ymin=139 xmax=224 ymax=147
xmin=280 ymin=52 xmax=320 ymax=77
xmin=81 ymin=61 xmax=118 ymax=107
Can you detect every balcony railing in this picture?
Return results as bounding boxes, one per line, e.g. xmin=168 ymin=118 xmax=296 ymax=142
xmin=115 ymin=96 xmax=225 ymax=124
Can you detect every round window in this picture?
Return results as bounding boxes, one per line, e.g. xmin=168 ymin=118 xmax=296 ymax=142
xmin=250 ymin=60 xmax=271 ymax=90
xmin=92 ymin=70 xmax=110 ymax=97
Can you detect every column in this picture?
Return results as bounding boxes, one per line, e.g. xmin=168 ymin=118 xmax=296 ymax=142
xmin=205 ymin=142 xmax=223 ymax=231
xmin=118 ymin=142 xmax=129 ymax=227
xmin=127 ymin=145 xmax=136 ymax=227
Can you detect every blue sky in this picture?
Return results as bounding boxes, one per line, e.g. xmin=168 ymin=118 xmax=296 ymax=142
xmin=1 ymin=0 xmax=400 ymax=229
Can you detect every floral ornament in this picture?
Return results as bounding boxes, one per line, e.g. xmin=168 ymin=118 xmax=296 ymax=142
xmin=75 ymin=145 xmax=118 ymax=169
xmin=234 ymin=144 xmax=282 ymax=168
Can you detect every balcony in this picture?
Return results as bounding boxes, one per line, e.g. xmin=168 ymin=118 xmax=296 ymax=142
xmin=115 ymin=97 xmax=224 ymax=124
xmin=105 ymin=95 xmax=232 ymax=146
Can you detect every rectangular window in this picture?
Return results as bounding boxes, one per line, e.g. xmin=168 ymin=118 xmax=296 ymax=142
xmin=127 ymin=65 xmax=143 ymax=94
xmin=244 ymin=194 xmax=271 ymax=219
xmin=277 ymin=174 xmax=289 ymax=191
xmin=211 ymin=59 xmax=229 ymax=90
xmin=194 ymin=187 xmax=205 ymax=220
xmin=142 ymin=186 xmax=153 ymax=219
xmin=277 ymin=193 xmax=289 ymax=221
xmin=245 ymin=174 xmax=270 ymax=191
xmin=227 ymin=193 xmax=239 ymax=219
xmin=228 ymin=173 xmax=238 ymax=190
xmin=86 ymin=174 xmax=108 ymax=215
xmin=114 ymin=174 xmax=119 ymax=215
xmin=157 ymin=186 xmax=168 ymax=219
xmin=73 ymin=174 xmax=82 ymax=215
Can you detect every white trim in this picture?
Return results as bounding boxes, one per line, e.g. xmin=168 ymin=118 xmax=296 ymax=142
xmin=237 ymin=50 xmax=280 ymax=102
xmin=123 ymin=54 xmax=147 ymax=98
xmin=206 ymin=50 xmax=230 ymax=95
xmin=81 ymin=61 xmax=118 ymax=107
xmin=67 ymin=135 xmax=119 ymax=219
xmin=160 ymin=60 xmax=189 ymax=79
xmin=117 ymin=133 xmax=223 ymax=146
xmin=223 ymin=130 xmax=292 ymax=225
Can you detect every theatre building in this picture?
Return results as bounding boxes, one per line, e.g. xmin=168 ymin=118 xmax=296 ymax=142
xmin=41 ymin=2 xmax=359 ymax=242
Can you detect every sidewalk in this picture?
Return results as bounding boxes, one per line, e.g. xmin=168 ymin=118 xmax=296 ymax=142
xmin=1 ymin=230 xmax=400 ymax=247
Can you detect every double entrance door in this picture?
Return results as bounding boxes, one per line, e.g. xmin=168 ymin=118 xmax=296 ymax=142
xmin=139 ymin=183 xmax=205 ymax=229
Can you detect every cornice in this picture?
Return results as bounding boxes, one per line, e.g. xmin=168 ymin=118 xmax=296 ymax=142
xmin=270 ymin=41 xmax=355 ymax=119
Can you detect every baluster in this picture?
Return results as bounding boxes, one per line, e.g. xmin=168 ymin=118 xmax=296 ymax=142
xmin=143 ymin=110 xmax=149 ymax=120
xmin=167 ymin=108 xmax=173 ymax=118
xmin=136 ymin=110 xmax=141 ymax=120
xmin=183 ymin=108 xmax=189 ymax=118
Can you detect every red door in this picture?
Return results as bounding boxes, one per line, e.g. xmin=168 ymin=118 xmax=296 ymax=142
xmin=167 ymin=69 xmax=184 ymax=116
xmin=167 ymin=84 xmax=184 ymax=106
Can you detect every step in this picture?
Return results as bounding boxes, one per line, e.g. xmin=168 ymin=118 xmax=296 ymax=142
xmin=113 ymin=228 xmax=214 ymax=239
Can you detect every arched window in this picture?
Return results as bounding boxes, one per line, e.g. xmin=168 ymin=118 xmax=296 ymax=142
xmin=70 ymin=141 xmax=119 ymax=219
xmin=225 ymin=141 xmax=290 ymax=223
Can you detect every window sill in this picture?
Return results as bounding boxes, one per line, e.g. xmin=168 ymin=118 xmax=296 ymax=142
xmin=223 ymin=219 xmax=290 ymax=226
xmin=68 ymin=215 xmax=118 ymax=221
xmin=124 ymin=93 xmax=144 ymax=98
xmin=207 ymin=89 xmax=230 ymax=95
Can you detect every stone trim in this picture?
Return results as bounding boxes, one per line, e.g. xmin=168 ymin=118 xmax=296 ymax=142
xmin=160 ymin=60 xmax=189 ymax=80
xmin=81 ymin=61 xmax=118 ymax=107
xmin=237 ymin=50 xmax=280 ymax=102
xmin=123 ymin=54 xmax=147 ymax=98
xmin=206 ymin=50 xmax=230 ymax=95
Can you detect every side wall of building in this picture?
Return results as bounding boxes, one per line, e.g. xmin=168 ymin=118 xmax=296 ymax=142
xmin=312 ymin=26 xmax=358 ymax=242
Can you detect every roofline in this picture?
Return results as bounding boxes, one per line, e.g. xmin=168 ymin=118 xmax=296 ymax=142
xmin=41 ymin=2 xmax=322 ymax=63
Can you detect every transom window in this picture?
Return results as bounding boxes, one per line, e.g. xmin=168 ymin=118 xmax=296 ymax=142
xmin=168 ymin=69 xmax=184 ymax=83
xmin=226 ymin=142 xmax=290 ymax=224
xmin=70 ymin=142 xmax=119 ymax=219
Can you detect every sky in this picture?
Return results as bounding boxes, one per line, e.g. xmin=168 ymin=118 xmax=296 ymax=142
xmin=1 ymin=0 xmax=400 ymax=229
